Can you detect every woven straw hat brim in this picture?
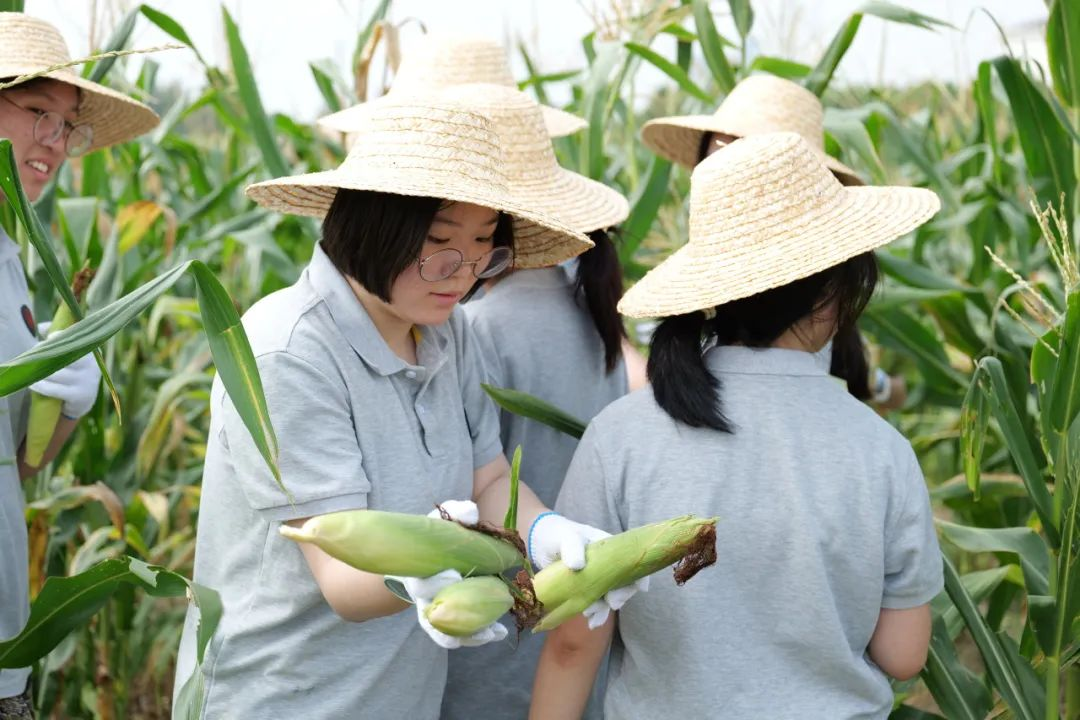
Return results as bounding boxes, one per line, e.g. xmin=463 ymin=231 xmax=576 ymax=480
xmin=511 ymin=166 xmax=629 ymax=233
xmin=618 ymin=185 xmax=940 ymax=318
xmin=641 ymin=115 xmax=862 ymax=185
xmin=246 ymin=167 xmax=594 ymax=269
xmin=319 ymin=100 xmax=586 ymax=139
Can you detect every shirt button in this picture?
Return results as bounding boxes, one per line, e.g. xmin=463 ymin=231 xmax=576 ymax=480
xmin=405 ymin=370 xmax=417 ymax=379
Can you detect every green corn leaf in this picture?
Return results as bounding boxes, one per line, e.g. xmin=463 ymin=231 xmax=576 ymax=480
xmin=1047 ymin=0 xmax=1080 ymax=107
xmin=727 ymin=0 xmax=754 ymax=40
xmin=922 ymin=616 xmax=993 ymax=720
xmin=140 ymin=5 xmax=207 ymax=65
xmin=483 ymin=384 xmax=586 ymax=439
xmin=751 ymin=55 xmax=811 ymax=80
xmin=0 ymin=259 xmax=283 ymax=492
xmin=942 ymin=554 xmax=1042 ymax=720
xmin=85 ymin=7 xmax=139 ymax=82
xmin=620 ymin=155 xmax=672 ymax=264
xmin=352 ymin=0 xmax=392 ymax=88
xmin=937 ymin=521 xmax=1050 ymax=596
xmin=692 ymin=0 xmax=736 ymax=93
xmin=222 ymin=6 xmax=289 ymax=178
xmin=310 ymin=61 xmax=343 ymax=113
xmin=504 ymin=445 xmax=522 ymax=532
xmin=0 ymin=0 xmax=24 ymax=11
xmin=625 ymin=42 xmax=711 ymax=104
xmin=976 ymin=357 xmax=1058 ymax=548
xmin=960 ymin=367 xmax=990 ymax=498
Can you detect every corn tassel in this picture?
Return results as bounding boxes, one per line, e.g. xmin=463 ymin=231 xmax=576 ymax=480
xmin=278 ymin=509 xmax=524 ymax=577
xmin=529 ymin=515 xmax=717 ymax=632
xmin=24 ymin=269 xmax=92 ymax=467
xmin=424 ymin=576 xmax=514 ymax=636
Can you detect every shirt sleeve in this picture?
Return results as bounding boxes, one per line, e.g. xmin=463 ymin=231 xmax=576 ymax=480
xmin=554 ymin=420 xmax=625 ymax=534
xmin=454 ymin=309 xmax=503 ymax=469
xmin=882 ymin=444 xmax=944 ymax=609
xmin=217 ymin=350 xmax=370 ymax=522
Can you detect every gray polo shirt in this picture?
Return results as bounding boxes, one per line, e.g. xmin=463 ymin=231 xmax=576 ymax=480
xmin=445 ymin=266 xmax=626 ymax=720
xmin=555 ymin=346 xmax=943 ymax=720
xmin=174 ymin=244 xmax=502 ymax=719
xmin=0 ymin=228 xmax=35 ymax=699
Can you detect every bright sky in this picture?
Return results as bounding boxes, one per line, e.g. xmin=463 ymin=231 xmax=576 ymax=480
xmin=24 ymin=0 xmax=1050 ymax=121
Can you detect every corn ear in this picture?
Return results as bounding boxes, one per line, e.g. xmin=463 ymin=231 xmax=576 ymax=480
xmin=531 ymin=515 xmax=717 ymax=632
xmin=424 ymin=576 xmax=513 ymax=636
xmin=24 ymin=292 xmax=81 ymax=467
xmin=278 ymin=509 xmax=524 ymax=577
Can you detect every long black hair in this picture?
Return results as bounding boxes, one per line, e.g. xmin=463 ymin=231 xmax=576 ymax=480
xmin=829 ymin=326 xmax=872 ymax=400
xmin=574 ymin=229 xmax=626 ymax=373
xmin=647 ymin=252 xmax=879 ymax=431
xmin=320 ymin=189 xmax=514 ymax=302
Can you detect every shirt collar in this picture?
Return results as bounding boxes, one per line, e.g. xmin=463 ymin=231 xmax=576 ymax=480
xmin=704 ymin=345 xmax=828 ymax=377
xmin=306 ymin=243 xmax=450 ymax=378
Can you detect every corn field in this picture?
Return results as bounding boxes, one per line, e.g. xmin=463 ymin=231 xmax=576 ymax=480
xmin=0 ymin=0 xmax=1077 ymax=717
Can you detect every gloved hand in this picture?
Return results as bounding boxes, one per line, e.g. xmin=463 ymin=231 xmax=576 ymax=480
xmin=390 ymin=569 xmax=509 ymax=650
xmin=29 ymin=350 xmax=100 ymax=419
xmin=388 ymin=499 xmax=506 ymax=649
xmin=529 ymin=512 xmax=650 ymax=628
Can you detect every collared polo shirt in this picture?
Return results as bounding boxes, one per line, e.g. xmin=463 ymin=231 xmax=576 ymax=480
xmin=447 ymin=266 xmax=626 ymax=720
xmin=0 ymin=228 xmax=35 ymax=698
xmin=174 ymin=243 xmax=502 ymax=719
xmin=556 ymin=346 xmax=943 ymax=720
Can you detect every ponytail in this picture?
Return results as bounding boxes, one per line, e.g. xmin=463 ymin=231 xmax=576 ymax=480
xmin=828 ymin=326 xmax=872 ymax=400
xmin=575 ymin=229 xmax=627 ymax=373
xmin=647 ymin=311 xmax=731 ymax=432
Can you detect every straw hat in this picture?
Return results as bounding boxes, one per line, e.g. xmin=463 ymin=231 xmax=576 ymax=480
xmin=434 ymin=83 xmax=627 ymax=238
xmin=640 ymin=74 xmax=862 ymax=185
xmin=246 ymin=99 xmax=593 ymax=269
xmin=0 ymin=13 xmax=159 ymax=151
xmin=318 ymin=34 xmax=586 ymax=139
xmin=618 ymin=132 xmax=939 ymax=319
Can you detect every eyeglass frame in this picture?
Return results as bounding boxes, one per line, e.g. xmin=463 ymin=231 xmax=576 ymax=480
xmin=0 ymin=92 xmax=93 ymax=157
xmin=416 ymin=246 xmax=514 ymax=282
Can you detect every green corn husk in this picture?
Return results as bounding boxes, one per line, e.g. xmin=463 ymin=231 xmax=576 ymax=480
xmin=424 ymin=576 xmax=514 ymax=636
xmin=25 ymin=269 xmax=92 ymax=467
xmin=529 ymin=515 xmax=718 ymax=632
xmin=278 ymin=509 xmax=524 ymax=577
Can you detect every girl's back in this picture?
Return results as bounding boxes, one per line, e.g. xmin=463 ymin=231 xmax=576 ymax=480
xmin=557 ymin=345 xmax=941 ymax=719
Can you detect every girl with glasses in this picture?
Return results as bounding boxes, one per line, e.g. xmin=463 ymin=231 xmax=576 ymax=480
xmin=175 ymin=100 xmax=641 ymax=718
xmin=0 ymin=12 xmax=158 ymax=719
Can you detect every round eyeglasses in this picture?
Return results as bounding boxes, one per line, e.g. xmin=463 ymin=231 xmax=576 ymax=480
xmin=417 ymin=246 xmax=514 ymax=282
xmin=0 ymin=94 xmax=94 ymax=157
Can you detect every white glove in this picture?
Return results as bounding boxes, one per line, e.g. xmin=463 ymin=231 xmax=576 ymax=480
xmin=29 ymin=350 xmax=101 ymax=419
xmin=529 ymin=512 xmax=650 ymax=628
xmin=429 ymin=499 xmax=479 ymax=525
xmin=390 ymin=569 xmax=509 ymax=650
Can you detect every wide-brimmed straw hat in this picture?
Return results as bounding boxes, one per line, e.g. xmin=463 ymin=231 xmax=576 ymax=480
xmin=318 ymin=34 xmax=586 ymax=139
xmin=641 ymin=74 xmax=861 ymax=185
xmin=618 ymin=132 xmax=940 ymax=319
xmin=0 ymin=13 xmax=159 ymax=151
xmin=246 ymin=99 xmax=593 ymax=268
xmin=435 ymin=83 xmax=627 ymax=239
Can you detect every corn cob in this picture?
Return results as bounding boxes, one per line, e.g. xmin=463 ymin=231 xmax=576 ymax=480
xmin=278 ymin=509 xmax=524 ymax=577
xmin=24 ymin=269 xmax=93 ymax=467
xmin=423 ymin=576 xmax=514 ymax=636
xmin=528 ymin=515 xmax=717 ymax=632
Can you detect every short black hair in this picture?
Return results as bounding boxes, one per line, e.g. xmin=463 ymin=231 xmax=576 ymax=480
xmin=647 ymin=251 xmax=880 ymax=431
xmin=320 ymin=189 xmax=514 ymax=302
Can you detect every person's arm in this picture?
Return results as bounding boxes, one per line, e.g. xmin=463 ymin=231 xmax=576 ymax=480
xmin=17 ymin=415 xmax=77 ymax=479
xmin=530 ymin=613 xmax=614 ymax=719
xmin=868 ymin=604 xmax=931 ymax=680
xmin=473 ymin=452 xmax=547 ymax=532
xmin=288 ymin=517 xmax=410 ymax=622
xmin=621 ymin=337 xmax=648 ymax=392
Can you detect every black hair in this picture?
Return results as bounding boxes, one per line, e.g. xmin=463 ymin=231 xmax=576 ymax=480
xmin=696 ymin=131 xmax=714 ymax=165
xmin=320 ymin=188 xmax=514 ymax=303
xmin=647 ymin=251 xmax=879 ymax=431
xmin=828 ymin=325 xmax=872 ymax=400
xmin=574 ymin=229 xmax=626 ymax=373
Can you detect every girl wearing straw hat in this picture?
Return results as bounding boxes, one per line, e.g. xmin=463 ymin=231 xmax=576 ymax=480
xmin=175 ymin=99 xmax=641 ymax=718
xmin=530 ymin=132 xmax=944 ymax=720
xmin=642 ymin=73 xmax=908 ymax=411
xmin=419 ymin=83 xmax=641 ymax=720
xmin=0 ymin=13 xmax=158 ymax=717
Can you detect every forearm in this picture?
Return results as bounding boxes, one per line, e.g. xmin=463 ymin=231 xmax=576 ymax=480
xmin=291 ymin=520 xmax=410 ymax=622
xmin=18 ymin=416 xmax=78 ymax=480
xmin=530 ymin=614 xmax=613 ymax=720
xmin=474 ymin=469 xmax=548 ymax=536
